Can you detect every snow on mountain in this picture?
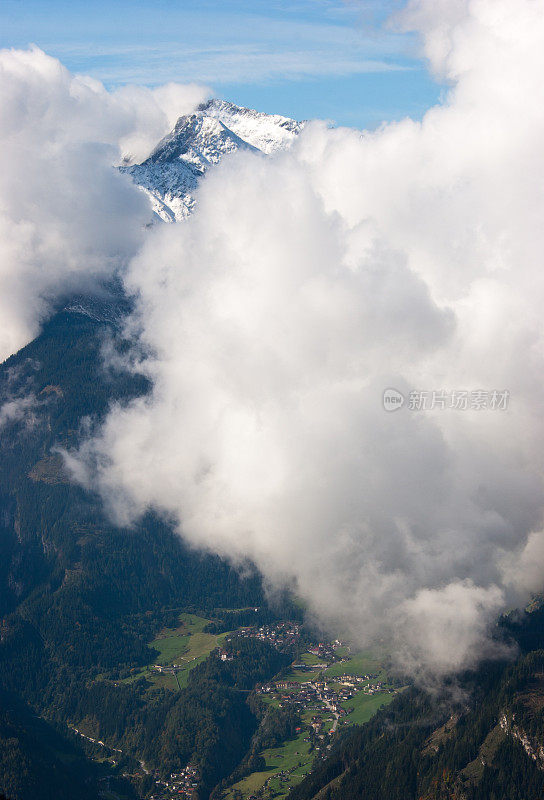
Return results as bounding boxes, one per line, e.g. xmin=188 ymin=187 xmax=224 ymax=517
xmin=199 ymin=99 xmax=303 ymax=155
xmin=125 ymin=99 xmax=304 ymax=222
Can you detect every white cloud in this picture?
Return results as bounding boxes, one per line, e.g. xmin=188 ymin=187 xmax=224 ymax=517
xmin=0 ymin=46 xmax=208 ymax=360
xmin=9 ymin=0 xmax=543 ymax=680
xmin=0 ymin=394 xmax=37 ymax=429
xmin=111 ymin=82 xmax=211 ymax=163
xmin=69 ymin=0 xmax=544 ymax=679
xmin=395 ymin=581 xmax=509 ymax=680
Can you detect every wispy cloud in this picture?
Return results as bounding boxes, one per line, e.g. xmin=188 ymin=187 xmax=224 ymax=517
xmin=47 ymin=41 xmax=413 ymax=86
xmin=1 ymin=2 xmax=417 ymax=87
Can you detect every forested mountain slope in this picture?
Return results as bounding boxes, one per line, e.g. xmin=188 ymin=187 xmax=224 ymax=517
xmin=0 ymin=100 xmax=304 ymax=800
xmin=288 ymin=608 xmax=544 ymax=800
xmin=0 ymin=303 xmax=269 ymax=799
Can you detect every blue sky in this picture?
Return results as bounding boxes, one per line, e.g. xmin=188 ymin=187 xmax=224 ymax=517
xmin=0 ymin=0 xmax=442 ymax=128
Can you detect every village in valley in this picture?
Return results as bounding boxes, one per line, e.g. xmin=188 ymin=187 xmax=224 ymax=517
xmin=89 ymin=615 xmax=398 ymax=800
xmin=221 ymin=629 xmax=397 ymax=800
xmin=150 ymin=764 xmax=201 ymax=800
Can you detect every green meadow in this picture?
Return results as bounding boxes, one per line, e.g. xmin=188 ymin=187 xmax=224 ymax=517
xmin=324 ymin=649 xmax=385 ymax=679
xmin=121 ymin=612 xmax=230 ymax=690
xmin=226 ymin=727 xmax=313 ymax=800
xmin=341 ymin=688 xmax=395 ymax=725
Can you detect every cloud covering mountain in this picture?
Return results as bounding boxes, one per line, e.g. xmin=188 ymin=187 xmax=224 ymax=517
xmin=126 ymin=98 xmax=304 ymax=221
xmin=4 ymin=0 xmax=544 ymax=681
xmin=0 ymin=46 xmax=208 ymax=360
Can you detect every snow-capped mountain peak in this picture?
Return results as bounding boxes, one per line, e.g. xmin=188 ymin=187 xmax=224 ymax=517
xmin=146 ymin=111 xmax=259 ymax=170
xmin=197 ymin=99 xmax=304 ymax=154
xmin=125 ymin=99 xmax=304 ymax=222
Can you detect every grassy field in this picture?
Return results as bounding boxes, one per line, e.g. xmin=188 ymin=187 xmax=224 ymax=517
xmin=121 ymin=613 xmax=230 ymax=690
xmin=153 ymin=613 xmax=229 ymax=664
xmin=284 ymin=669 xmax=320 ymax=684
xmin=226 ymin=728 xmax=313 ymax=800
xmin=341 ymin=688 xmax=395 ymax=725
xmin=299 ymin=652 xmax=326 ymax=667
xmin=324 ymin=650 xmax=385 ymax=679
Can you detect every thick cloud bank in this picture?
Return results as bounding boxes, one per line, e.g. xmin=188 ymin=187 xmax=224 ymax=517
xmin=0 ymin=47 xmax=208 ymax=360
xmin=70 ymin=0 xmax=544 ymax=678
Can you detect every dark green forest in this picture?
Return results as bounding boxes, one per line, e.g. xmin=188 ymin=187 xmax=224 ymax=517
xmin=289 ymin=612 xmax=544 ymax=800
xmin=0 ymin=305 xmax=280 ymax=799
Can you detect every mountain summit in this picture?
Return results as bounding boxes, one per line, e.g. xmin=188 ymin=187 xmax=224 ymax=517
xmin=125 ymin=99 xmax=304 ymax=222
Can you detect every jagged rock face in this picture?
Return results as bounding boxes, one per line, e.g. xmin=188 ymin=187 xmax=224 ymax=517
xmin=125 ymin=99 xmax=304 ymax=222
xmin=199 ymin=99 xmax=304 ymax=154
xmin=146 ymin=112 xmax=258 ymax=167
xmin=60 ymin=102 xmax=302 ymax=324
xmin=500 ymin=712 xmax=544 ymax=769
